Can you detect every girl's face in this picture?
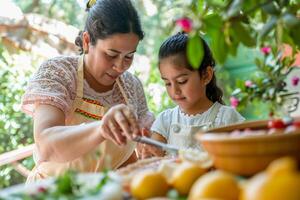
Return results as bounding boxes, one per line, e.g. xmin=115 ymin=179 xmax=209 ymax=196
xmin=84 ymin=32 xmax=140 ymax=86
xmin=159 ymin=55 xmax=212 ymax=114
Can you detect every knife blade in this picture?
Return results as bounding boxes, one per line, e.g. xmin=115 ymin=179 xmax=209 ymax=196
xmin=133 ymin=136 xmax=179 ymax=154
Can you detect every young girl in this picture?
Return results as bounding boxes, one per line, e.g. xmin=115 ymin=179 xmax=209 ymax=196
xmin=141 ymin=33 xmax=244 ymax=157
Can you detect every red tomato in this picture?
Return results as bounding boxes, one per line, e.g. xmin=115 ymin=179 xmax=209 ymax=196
xmin=292 ymin=120 xmax=300 ymax=128
xmin=268 ymin=119 xmax=286 ymax=129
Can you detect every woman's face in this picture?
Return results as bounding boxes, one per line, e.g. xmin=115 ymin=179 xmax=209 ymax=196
xmin=84 ymin=33 xmax=140 ymax=86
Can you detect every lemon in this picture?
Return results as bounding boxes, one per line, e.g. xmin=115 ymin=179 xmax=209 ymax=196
xmin=241 ymin=157 xmax=300 ymax=200
xmin=179 ymin=149 xmax=213 ymax=168
xmin=158 ymin=161 xmax=180 ymax=183
xmin=266 ymin=156 xmax=298 ymax=176
xmin=188 ymin=170 xmax=240 ymax=200
xmin=171 ymin=162 xmax=207 ymax=196
xmin=130 ymin=170 xmax=169 ymax=200
xmin=241 ymin=171 xmax=300 ymax=200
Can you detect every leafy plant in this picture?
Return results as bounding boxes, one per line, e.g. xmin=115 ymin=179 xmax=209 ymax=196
xmin=174 ymin=0 xmax=300 ymax=115
xmin=0 ymin=42 xmax=39 ymax=187
xmin=174 ymin=0 xmax=299 ymax=66
xmin=230 ymin=47 xmax=299 ymax=116
xmin=0 ymin=171 xmax=122 ymax=200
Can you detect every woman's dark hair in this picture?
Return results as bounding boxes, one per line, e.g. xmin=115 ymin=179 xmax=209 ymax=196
xmin=158 ymin=32 xmax=224 ymax=104
xmin=75 ymin=0 xmax=144 ymax=54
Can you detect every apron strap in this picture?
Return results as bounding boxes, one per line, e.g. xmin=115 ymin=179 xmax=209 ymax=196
xmin=76 ymin=55 xmax=84 ymax=98
xmin=116 ymin=78 xmax=130 ymax=105
xmin=207 ymin=102 xmax=222 ymax=125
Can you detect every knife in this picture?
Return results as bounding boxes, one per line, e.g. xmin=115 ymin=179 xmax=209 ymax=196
xmin=133 ymin=136 xmax=179 ymax=154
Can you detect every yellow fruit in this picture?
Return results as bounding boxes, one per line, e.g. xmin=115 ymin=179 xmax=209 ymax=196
xmin=266 ymin=156 xmax=298 ymax=176
xmin=241 ymin=160 xmax=300 ymax=200
xmin=179 ymin=149 xmax=213 ymax=168
xmin=130 ymin=170 xmax=169 ymax=200
xmin=158 ymin=161 xmax=180 ymax=183
xmin=171 ymin=162 xmax=207 ymax=196
xmin=188 ymin=170 xmax=240 ymax=200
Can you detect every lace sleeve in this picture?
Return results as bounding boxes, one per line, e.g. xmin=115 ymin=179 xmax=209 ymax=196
xmin=121 ymin=73 xmax=155 ymax=129
xmin=133 ymin=77 xmax=155 ymax=129
xmin=21 ymin=56 xmax=78 ymax=116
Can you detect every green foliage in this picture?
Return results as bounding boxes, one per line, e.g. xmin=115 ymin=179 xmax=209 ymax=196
xmin=1 ymin=171 xmax=121 ymax=199
xmin=187 ymin=34 xmax=204 ymax=69
xmin=231 ymin=49 xmax=299 ymax=117
xmin=175 ymin=0 xmax=300 ymax=64
xmin=174 ymin=0 xmax=300 ymax=116
xmin=167 ymin=188 xmax=187 ymax=200
xmin=13 ymin=0 xmax=85 ymax=28
xmin=133 ymin=0 xmax=178 ymax=114
xmin=0 ymin=43 xmax=37 ymax=187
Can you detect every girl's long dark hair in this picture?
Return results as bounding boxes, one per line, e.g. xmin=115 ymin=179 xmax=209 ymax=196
xmin=75 ymin=0 xmax=144 ymax=54
xmin=158 ymin=32 xmax=224 ymax=104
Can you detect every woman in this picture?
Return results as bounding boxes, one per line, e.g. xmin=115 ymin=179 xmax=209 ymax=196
xmin=21 ymin=0 xmax=154 ymax=182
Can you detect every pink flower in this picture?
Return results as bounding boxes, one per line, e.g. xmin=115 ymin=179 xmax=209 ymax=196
xmin=260 ymin=46 xmax=271 ymax=55
xmin=37 ymin=186 xmax=47 ymax=193
xmin=176 ymin=17 xmax=193 ymax=33
xmin=245 ymin=80 xmax=253 ymax=87
xmin=291 ymin=76 xmax=300 ymax=86
xmin=230 ymin=97 xmax=239 ymax=108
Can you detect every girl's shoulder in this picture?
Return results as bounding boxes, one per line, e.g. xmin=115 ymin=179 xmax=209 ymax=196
xmin=217 ymin=103 xmax=245 ymax=124
xmin=156 ymin=106 xmax=179 ymax=119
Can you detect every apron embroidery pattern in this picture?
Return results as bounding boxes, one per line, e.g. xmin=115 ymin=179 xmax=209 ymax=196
xmin=82 ymin=97 xmax=103 ymax=106
xmin=74 ymin=108 xmax=103 ymax=120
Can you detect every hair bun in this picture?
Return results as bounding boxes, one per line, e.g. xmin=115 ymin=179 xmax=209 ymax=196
xmin=86 ymin=0 xmax=96 ymax=11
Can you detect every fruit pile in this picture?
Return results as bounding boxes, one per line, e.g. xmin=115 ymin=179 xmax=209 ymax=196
xmin=129 ymin=157 xmax=300 ymax=200
xmin=230 ymin=118 xmax=300 ymax=136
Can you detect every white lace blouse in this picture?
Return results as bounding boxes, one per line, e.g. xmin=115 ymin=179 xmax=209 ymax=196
xmin=21 ymin=55 xmax=154 ymax=128
xmin=151 ymin=102 xmax=245 ymax=140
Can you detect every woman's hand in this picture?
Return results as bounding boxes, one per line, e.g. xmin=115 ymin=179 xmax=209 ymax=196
xmin=137 ymin=129 xmax=166 ymax=159
xmin=99 ymin=104 xmax=141 ymax=145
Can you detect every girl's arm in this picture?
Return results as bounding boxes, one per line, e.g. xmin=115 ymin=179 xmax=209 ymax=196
xmin=34 ymin=104 xmax=140 ymax=163
xmin=140 ymin=129 xmax=167 ymax=158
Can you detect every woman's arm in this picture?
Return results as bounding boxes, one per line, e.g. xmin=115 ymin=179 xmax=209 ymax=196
xmin=34 ymin=104 xmax=140 ymax=163
xmin=34 ymin=104 xmax=104 ymax=163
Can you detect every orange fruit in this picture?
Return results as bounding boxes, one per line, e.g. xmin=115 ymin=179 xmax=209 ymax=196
xmin=130 ymin=170 xmax=169 ymax=200
xmin=188 ymin=170 xmax=240 ymax=200
xmin=241 ymin=157 xmax=300 ymax=200
xmin=171 ymin=162 xmax=207 ymax=195
xmin=267 ymin=156 xmax=298 ymax=176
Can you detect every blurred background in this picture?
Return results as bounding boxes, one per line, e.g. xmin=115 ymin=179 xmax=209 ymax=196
xmin=0 ymin=0 xmax=299 ymax=187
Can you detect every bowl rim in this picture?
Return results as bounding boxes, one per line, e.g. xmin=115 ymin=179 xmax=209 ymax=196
xmin=205 ymin=119 xmax=269 ymax=133
xmin=196 ymin=131 xmax=300 ymax=143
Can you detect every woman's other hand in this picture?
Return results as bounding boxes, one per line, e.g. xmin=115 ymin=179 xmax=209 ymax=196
xmin=99 ymin=104 xmax=140 ymax=145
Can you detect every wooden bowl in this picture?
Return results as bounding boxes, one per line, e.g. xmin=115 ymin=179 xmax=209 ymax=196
xmin=196 ymin=120 xmax=300 ymax=176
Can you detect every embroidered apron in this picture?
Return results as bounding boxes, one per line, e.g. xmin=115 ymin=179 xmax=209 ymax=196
xmin=168 ymin=103 xmax=221 ymax=150
xmin=27 ymin=55 xmax=136 ymax=183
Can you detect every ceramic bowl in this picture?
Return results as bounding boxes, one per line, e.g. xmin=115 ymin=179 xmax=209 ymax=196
xmin=196 ymin=120 xmax=300 ymax=176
